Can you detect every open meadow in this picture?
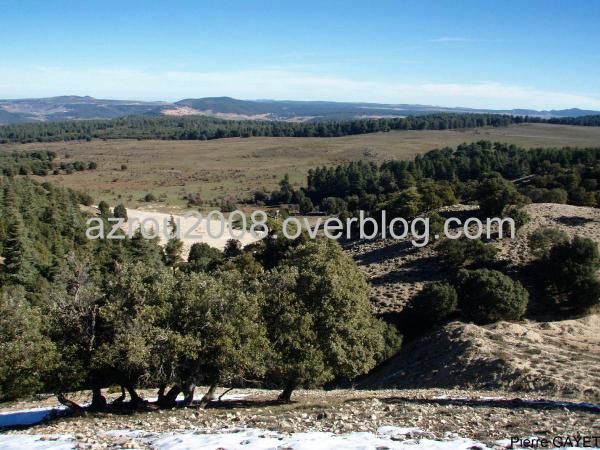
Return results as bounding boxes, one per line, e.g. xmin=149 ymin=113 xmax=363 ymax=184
xmin=3 ymin=123 xmax=600 ymax=208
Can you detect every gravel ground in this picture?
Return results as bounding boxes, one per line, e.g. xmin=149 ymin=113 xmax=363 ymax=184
xmin=1 ymin=388 xmax=599 ymax=449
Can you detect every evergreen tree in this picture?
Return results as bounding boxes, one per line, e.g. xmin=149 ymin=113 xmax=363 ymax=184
xmin=113 ymin=203 xmax=128 ymax=220
xmin=262 ymin=238 xmax=401 ymax=401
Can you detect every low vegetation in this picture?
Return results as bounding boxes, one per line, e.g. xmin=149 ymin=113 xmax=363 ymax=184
xmin=0 ymin=150 xmax=95 ymax=177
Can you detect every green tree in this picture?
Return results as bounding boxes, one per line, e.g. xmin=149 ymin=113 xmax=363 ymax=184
xmin=504 ymin=207 xmax=530 ymax=233
xmin=113 ymin=203 xmax=128 ymax=220
xmin=224 ymin=239 xmax=243 ymax=258
xmin=263 ymin=239 xmax=401 ymax=401
xmin=164 ymin=237 xmax=184 ymax=271
xmin=540 ymin=237 xmax=600 ymax=312
xmin=0 ymin=287 xmax=57 ymax=401
xmin=476 ymin=174 xmax=525 ymax=216
xmin=407 ymin=282 xmax=458 ymax=327
xmin=2 ymin=213 xmax=35 ymax=285
xmin=385 ymin=187 xmax=423 ymax=219
xmin=186 ymin=242 xmax=223 ymax=272
xmin=98 ymin=200 xmax=110 ymax=216
xmin=456 ymin=269 xmax=529 ymax=324
xmin=436 ymin=237 xmax=497 ymax=269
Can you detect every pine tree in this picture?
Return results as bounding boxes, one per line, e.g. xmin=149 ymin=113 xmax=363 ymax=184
xmin=2 ymin=213 xmax=35 ymax=285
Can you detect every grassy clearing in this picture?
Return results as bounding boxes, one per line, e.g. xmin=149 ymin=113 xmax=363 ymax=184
xmin=3 ymin=123 xmax=600 ymax=207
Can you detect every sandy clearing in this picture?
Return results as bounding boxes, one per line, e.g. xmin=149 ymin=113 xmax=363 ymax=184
xmin=120 ymin=208 xmax=263 ymax=255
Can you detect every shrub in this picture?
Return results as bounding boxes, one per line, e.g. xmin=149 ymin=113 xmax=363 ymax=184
xmin=436 ymin=237 xmax=497 ymax=269
xmin=78 ymin=192 xmax=94 ymax=206
xmin=504 ymin=207 xmax=530 ymax=233
xmin=144 ymin=193 xmax=157 ymax=202
xmin=224 ymin=239 xmax=243 ymax=258
xmin=476 ymin=173 xmax=525 ymax=216
xmin=113 ymin=203 xmax=128 ymax=220
xmin=540 ymin=236 xmax=600 ymax=312
xmin=186 ymin=242 xmax=223 ymax=272
xmin=456 ymin=269 xmax=529 ymax=324
xmin=407 ymin=282 xmax=458 ymax=326
xmin=528 ymin=227 xmax=568 ymax=258
xmin=98 ymin=200 xmax=110 ymax=216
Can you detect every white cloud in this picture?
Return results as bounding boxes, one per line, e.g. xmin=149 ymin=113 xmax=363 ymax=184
xmin=1 ymin=66 xmax=599 ymax=110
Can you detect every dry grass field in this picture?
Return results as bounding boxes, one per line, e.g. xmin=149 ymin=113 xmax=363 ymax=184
xmin=3 ymin=123 xmax=600 ymax=207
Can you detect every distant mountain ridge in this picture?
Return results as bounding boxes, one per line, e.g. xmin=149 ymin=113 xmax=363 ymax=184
xmin=0 ymin=95 xmax=598 ymax=124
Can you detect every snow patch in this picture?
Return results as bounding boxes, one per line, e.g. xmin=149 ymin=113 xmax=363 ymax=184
xmin=0 ymin=434 xmax=74 ymax=449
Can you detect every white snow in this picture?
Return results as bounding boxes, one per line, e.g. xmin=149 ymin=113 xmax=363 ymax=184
xmin=0 ymin=434 xmax=74 ymax=449
xmin=0 ymin=427 xmax=496 ymax=450
xmin=104 ymin=427 xmax=498 ymax=449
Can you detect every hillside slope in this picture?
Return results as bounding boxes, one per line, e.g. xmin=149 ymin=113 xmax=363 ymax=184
xmin=359 ymin=315 xmax=600 ymax=401
xmin=2 ymin=95 xmax=599 ymax=124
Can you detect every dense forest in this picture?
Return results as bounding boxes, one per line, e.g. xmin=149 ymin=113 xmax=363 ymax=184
xmin=0 ymin=113 xmax=526 ymax=143
xmin=268 ymin=141 xmax=600 ymax=217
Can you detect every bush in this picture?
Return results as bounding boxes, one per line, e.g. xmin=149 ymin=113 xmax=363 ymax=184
xmin=476 ymin=173 xmax=525 ymax=216
xmin=528 ymin=227 xmax=568 ymax=258
xmin=436 ymin=237 xmax=497 ymax=269
xmin=98 ymin=200 xmax=110 ymax=216
xmin=540 ymin=236 xmax=600 ymax=312
xmin=504 ymin=207 xmax=530 ymax=233
xmin=113 ymin=203 xmax=128 ymax=220
xmin=456 ymin=269 xmax=529 ymax=324
xmin=186 ymin=242 xmax=223 ymax=272
xmin=78 ymin=192 xmax=94 ymax=206
xmin=407 ymin=282 xmax=458 ymax=326
xmin=144 ymin=193 xmax=157 ymax=202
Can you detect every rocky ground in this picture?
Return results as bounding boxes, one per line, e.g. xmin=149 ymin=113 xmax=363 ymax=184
xmin=1 ymin=388 xmax=599 ymax=449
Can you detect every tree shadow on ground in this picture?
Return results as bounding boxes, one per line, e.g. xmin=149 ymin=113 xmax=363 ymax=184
xmin=555 ymin=216 xmax=595 ymax=226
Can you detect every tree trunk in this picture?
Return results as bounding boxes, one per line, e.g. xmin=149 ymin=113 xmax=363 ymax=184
xmin=112 ymin=386 xmax=126 ymax=405
xmin=277 ymin=382 xmax=296 ymax=403
xmin=90 ymin=387 xmax=107 ymax=411
xmin=182 ymin=382 xmax=196 ymax=407
xmin=157 ymin=384 xmax=166 ymax=403
xmin=158 ymin=385 xmax=181 ymax=409
xmin=198 ymin=383 xmax=218 ymax=409
xmin=57 ymin=393 xmax=84 ymax=413
xmin=125 ymin=384 xmax=144 ymax=407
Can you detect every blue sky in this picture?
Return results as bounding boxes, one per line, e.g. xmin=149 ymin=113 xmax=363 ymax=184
xmin=1 ymin=0 xmax=599 ymax=109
